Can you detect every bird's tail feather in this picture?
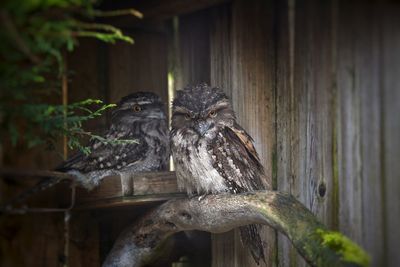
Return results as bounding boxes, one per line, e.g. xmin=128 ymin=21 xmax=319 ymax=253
xmin=239 ymin=224 xmax=266 ymax=265
xmin=2 ymin=177 xmax=62 ymax=210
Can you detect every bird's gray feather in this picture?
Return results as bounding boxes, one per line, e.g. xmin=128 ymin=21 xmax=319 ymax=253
xmin=171 ymin=84 xmax=267 ymax=264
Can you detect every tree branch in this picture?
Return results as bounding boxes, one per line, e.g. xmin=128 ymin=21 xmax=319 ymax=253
xmin=103 ymin=191 xmax=370 ymax=267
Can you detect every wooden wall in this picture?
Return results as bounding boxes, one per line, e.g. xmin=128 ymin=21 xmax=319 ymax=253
xmin=173 ymin=0 xmax=400 ymax=266
xmin=274 ymin=1 xmax=399 ymax=266
xmin=1 ymin=0 xmax=399 ymax=266
xmin=381 ymin=4 xmax=400 ymax=266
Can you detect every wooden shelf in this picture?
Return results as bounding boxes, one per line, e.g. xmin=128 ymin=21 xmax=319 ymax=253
xmin=73 ymin=171 xmax=183 ymax=209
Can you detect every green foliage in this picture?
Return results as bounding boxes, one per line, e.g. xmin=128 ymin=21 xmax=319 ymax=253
xmin=2 ymin=99 xmax=116 ymax=149
xmin=0 ymin=0 xmax=140 ymax=154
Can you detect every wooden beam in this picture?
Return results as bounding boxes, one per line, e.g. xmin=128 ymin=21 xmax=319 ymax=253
xmin=101 ymin=0 xmax=231 ymax=21
xmin=98 ymin=0 xmax=231 ymax=29
xmin=139 ymin=0 xmax=231 ymax=20
xmin=75 ymin=171 xmax=178 ymax=206
xmin=1 ymin=170 xmax=180 ymax=211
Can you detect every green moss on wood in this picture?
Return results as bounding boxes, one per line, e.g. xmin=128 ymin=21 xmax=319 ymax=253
xmin=331 ymin=138 xmax=340 ymax=229
xmin=331 ymin=76 xmax=340 ymax=230
xmin=316 ymin=229 xmax=370 ymax=267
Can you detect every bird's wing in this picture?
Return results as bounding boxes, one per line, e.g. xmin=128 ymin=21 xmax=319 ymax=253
xmin=227 ymin=123 xmax=261 ymax=162
xmin=5 ymin=130 xmax=148 ymax=208
xmin=211 ymin=123 xmax=268 ymax=264
xmin=57 ymin=130 xmax=148 ymax=173
xmin=210 ymin=123 xmax=267 ymax=192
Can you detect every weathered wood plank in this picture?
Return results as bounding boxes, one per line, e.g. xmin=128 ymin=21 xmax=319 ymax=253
xmin=108 ymin=31 xmax=169 ymax=108
xmin=337 ymin=5 xmax=367 ymax=264
xmin=210 ymin=0 xmax=277 ymax=266
xmin=69 ymin=211 xmax=101 ymax=267
xmin=381 ymin=2 xmax=400 ymax=267
xmin=293 ymin=0 xmax=334 ymax=227
xmin=209 ymin=4 xmax=236 ymax=267
xmin=354 ymin=2 xmax=385 ymax=266
xmin=336 ymin=0 xmax=364 ymax=249
xmin=75 ymin=171 xmax=178 ymax=205
xmin=276 ymin=1 xmax=337 ymax=267
xmin=210 ymin=4 xmax=232 ymax=93
xmin=69 ymin=39 xmax=108 ymax=131
xmin=275 ymin=0 xmax=302 ymax=265
xmin=179 ymin=9 xmax=211 ymax=86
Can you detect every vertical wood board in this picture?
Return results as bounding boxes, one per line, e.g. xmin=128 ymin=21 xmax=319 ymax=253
xmin=209 ymin=5 xmax=236 ymax=267
xmin=108 ymin=31 xmax=168 ymax=107
xmin=355 ymin=2 xmax=385 ymax=266
xmin=276 ymin=0 xmax=337 ymax=266
xmin=381 ymin=2 xmax=400 ymax=267
xmin=179 ymin=10 xmax=211 ymax=86
xmin=210 ymin=1 xmax=277 ymax=266
xmin=336 ymin=0 xmax=364 ymax=247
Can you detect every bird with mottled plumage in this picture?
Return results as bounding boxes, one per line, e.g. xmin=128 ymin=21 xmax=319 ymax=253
xmin=171 ymin=84 xmax=269 ymax=265
xmin=8 ymin=92 xmax=169 ymax=205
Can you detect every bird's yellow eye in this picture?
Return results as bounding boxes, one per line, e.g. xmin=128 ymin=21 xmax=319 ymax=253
xmin=133 ymin=105 xmax=142 ymax=112
xmin=209 ymin=110 xmax=217 ymax=117
xmin=184 ymin=113 xmax=191 ymax=120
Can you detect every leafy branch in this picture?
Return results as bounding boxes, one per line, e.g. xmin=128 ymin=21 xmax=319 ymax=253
xmin=68 ymin=127 xmax=139 ymax=156
xmin=0 ymin=0 xmax=141 ymax=155
xmin=1 ymin=99 xmax=114 ymax=150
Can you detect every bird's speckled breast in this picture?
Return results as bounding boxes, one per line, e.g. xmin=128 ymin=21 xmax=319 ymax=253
xmin=171 ymin=130 xmax=228 ymax=196
xmin=126 ymin=119 xmax=169 ymax=172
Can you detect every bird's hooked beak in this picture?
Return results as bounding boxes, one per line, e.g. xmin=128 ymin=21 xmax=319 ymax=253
xmin=193 ymin=120 xmax=212 ymax=136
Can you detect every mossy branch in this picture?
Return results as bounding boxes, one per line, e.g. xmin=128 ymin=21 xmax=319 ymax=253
xmin=103 ymin=191 xmax=370 ymax=267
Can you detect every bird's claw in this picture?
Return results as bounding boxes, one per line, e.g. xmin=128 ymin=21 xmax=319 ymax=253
xmin=188 ymin=194 xmax=208 ymax=201
xmin=197 ymin=194 xmax=207 ymax=201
